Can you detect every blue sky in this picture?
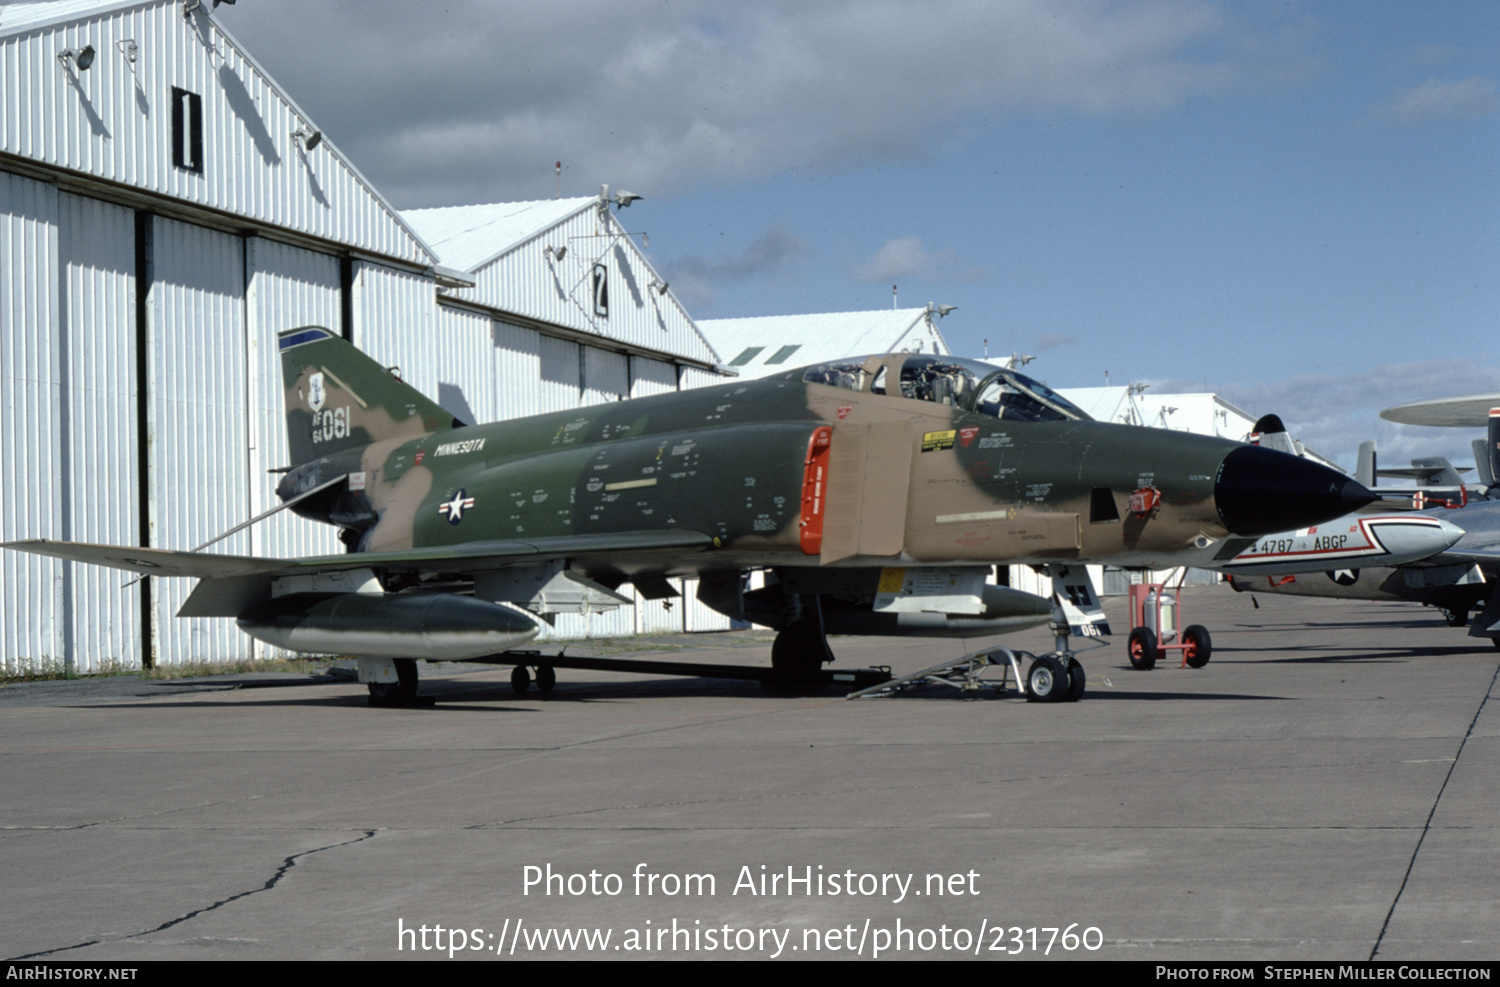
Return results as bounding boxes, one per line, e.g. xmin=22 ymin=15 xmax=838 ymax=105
xmin=221 ymin=1 xmax=1498 ymax=469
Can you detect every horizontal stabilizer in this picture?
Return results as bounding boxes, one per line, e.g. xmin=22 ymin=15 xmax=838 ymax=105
xmin=3 ymin=529 xmax=715 ymax=581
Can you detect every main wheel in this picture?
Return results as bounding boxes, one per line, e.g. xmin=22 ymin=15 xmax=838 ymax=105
xmin=1182 ymin=625 xmax=1213 ymax=668
xmin=1441 ymin=608 xmax=1468 ymax=628
xmin=771 ymin=617 xmax=833 ymax=678
xmin=1064 ymin=659 xmax=1086 ymax=702
xmin=1026 ymin=655 xmax=1068 ymax=703
xmin=1127 ymin=627 xmax=1158 ymax=670
xmin=535 ymin=664 xmax=556 ymax=692
xmin=511 ymin=665 xmax=531 ymax=694
xmin=368 ymin=658 xmax=419 ymax=706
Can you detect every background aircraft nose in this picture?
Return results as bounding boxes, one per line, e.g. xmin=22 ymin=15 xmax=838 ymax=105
xmin=1214 ymin=445 xmax=1375 ymax=537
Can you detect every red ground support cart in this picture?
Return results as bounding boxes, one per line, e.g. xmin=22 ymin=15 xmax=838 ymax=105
xmin=1126 ymin=573 xmax=1212 ymax=670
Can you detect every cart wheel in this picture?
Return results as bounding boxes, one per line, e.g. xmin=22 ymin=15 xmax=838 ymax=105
xmin=1127 ymin=627 xmax=1158 ymax=670
xmin=510 ymin=665 xmax=531 ymax=694
xmin=1064 ymin=659 xmax=1086 ymax=702
xmin=1183 ymin=625 xmax=1212 ymax=667
xmin=536 ymin=664 xmax=556 ymax=692
xmin=1025 ymin=655 xmax=1068 ymax=703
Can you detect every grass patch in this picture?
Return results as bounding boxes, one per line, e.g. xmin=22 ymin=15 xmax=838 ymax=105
xmin=3 ymin=654 xmax=342 ymax=684
xmin=139 ymin=656 xmax=340 ymax=680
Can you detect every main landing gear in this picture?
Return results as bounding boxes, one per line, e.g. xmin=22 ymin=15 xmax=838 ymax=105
xmin=770 ymin=593 xmax=837 ymax=681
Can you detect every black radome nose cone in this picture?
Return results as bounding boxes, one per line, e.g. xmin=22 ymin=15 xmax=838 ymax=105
xmin=1214 ymin=445 xmax=1375 ymax=537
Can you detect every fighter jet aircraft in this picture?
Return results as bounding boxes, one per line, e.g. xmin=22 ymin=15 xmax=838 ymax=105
xmin=1229 ymin=403 xmax=1500 ymax=647
xmin=4 ymin=328 xmax=1375 ymax=704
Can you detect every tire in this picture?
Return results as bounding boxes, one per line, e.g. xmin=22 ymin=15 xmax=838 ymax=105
xmin=771 ymin=618 xmax=831 ymax=678
xmin=1441 ymin=608 xmax=1468 ymax=628
xmin=1183 ymin=625 xmax=1212 ymax=668
xmin=510 ymin=665 xmax=531 ymax=694
xmin=367 ymin=658 xmax=419 ymax=706
xmin=536 ymin=664 xmax=556 ymax=692
xmin=1127 ymin=627 xmax=1158 ymax=670
xmin=1064 ymin=659 xmax=1086 ymax=702
xmin=1026 ymin=655 xmax=1068 ymax=703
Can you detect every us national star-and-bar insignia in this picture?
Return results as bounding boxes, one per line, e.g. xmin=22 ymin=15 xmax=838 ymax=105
xmin=439 ymin=489 xmax=475 ymax=525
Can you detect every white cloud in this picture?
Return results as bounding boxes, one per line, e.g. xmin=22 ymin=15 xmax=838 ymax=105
xmin=1372 ymin=76 xmax=1500 ymax=124
xmin=1154 ymin=361 xmax=1500 ymax=470
xmin=1034 ymin=333 xmax=1079 ymax=352
xmin=853 ymin=236 xmax=936 ymax=283
xmin=222 ymin=0 xmax=1303 ymax=206
xmin=664 ymin=224 xmax=809 ymax=309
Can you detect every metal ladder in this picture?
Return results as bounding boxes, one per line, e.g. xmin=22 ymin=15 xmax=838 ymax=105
xmin=845 ymin=645 xmax=1035 ymax=700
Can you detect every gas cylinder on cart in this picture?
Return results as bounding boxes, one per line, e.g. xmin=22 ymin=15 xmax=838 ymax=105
xmin=1145 ymin=589 xmax=1177 ymax=644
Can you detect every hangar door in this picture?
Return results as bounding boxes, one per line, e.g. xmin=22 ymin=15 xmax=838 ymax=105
xmin=147 ymin=217 xmax=249 ymax=666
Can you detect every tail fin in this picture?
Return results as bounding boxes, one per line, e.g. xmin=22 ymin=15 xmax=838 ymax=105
xmin=1487 ymin=408 xmax=1500 ymax=491
xmin=1248 ymin=414 xmax=1298 ymax=456
xmin=278 ymin=326 xmax=457 ymax=466
xmin=1356 ymin=440 xmax=1377 ymax=489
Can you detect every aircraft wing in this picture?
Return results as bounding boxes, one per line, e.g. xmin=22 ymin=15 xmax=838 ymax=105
xmin=2 ymin=529 xmax=717 ymax=580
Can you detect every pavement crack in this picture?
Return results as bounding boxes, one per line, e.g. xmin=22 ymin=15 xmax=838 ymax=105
xmin=1369 ymin=659 xmax=1499 ymax=961
xmin=4 ymin=829 xmax=378 ymax=961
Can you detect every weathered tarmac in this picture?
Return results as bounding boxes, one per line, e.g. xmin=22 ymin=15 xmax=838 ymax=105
xmin=2 ymin=588 xmax=1497 ymax=962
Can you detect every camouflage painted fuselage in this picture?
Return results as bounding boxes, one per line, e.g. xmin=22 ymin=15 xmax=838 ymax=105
xmin=278 ymin=337 xmax=1353 ymax=582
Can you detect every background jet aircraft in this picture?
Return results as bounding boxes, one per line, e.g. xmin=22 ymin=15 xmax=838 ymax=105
xmin=5 ymin=327 xmax=1373 ymax=704
xmin=1230 ymin=399 xmax=1500 ymax=647
xmin=1227 ymin=501 xmax=1500 ymax=647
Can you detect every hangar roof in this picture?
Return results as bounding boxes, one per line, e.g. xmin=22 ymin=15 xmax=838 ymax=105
xmin=697 ymin=309 xmax=950 ymax=379
xmin=0 ymin=0 xmax=140 ymax=32
xmin=2 ymin=0 xmax=438 ymax=267
xmin=403 ymin=198 xmax=595 ymax=273
xmin=404 ymin=196 xmax=721 ymax=367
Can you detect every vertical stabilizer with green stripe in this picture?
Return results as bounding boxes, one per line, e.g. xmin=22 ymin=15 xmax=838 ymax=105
xmin=278 ymin=326 xmax=457 ymax=467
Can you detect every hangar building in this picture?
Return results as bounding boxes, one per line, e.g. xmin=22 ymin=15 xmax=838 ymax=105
xmin=1 ymin=0 xmax=727 ymax=672
xmin=697 ymin=307 xmax=952 ymax=380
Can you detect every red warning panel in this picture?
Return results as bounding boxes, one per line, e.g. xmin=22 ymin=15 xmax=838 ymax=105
xmin=800 ymin=426 xmax=833 ymax=555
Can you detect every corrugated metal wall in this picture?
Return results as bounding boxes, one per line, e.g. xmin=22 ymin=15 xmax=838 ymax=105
xmin=581 ymin=347 xmax=628 ymax=406
xmin=2 ymin=0 xmax=747 ymax=668
xmin=434 ymin=304 xmax=497 ymax=426
xmin=1 ymin=1 xmax=432 ymax=266
xmin=245 ymin=236 xmax=343 ymax=567
xmin=58 ymin=191 xmax=142 ymax=672
xmin=351 ymin=260 xmax=438 ymax=400
xmin=678 ymin=366 xmax=723 ymax=391
xmin=492 ymin=319 xmax=543 ymax=420
xmin=538 ymin=334 xmax=581 ymax=414
xmin=1 ymin=172 xmax=64 ymax=672
xmin=629 ymin=355 xmax=678 ymax=398
xmin=146 ymin=216 xmax=249 ymax=664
